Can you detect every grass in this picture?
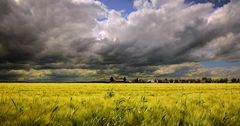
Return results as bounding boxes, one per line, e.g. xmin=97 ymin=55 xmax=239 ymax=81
xmin=0 ymin=83 xmax=240 ymax=125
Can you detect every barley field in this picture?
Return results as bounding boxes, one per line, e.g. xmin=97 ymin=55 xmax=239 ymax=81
xmin=0 ymin=83 xmax=240 ymax=126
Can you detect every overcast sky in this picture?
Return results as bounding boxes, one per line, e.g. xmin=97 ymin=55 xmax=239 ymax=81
xmin=0 ymin=0 xmax=239 ymax=81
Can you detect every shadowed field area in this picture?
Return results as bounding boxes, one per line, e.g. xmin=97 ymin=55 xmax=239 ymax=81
xmin=0 ymin=83 xmax=240 ymax=125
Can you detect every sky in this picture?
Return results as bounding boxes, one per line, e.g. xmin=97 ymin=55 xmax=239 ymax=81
xmin=0 ymin=0 xmax=240 ymax=82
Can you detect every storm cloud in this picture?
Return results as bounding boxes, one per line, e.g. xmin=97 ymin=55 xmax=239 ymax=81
xmin=97 ymin=0 xmax=240 ymax=66
xmin=0 ymin=0 xmax=239 ymax=81
xmin=0 ymin=0 xmax=106 ymax=67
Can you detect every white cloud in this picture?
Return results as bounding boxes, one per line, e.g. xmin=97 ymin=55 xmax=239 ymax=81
xmin=97 ymin=0 xmax=216 ymax=65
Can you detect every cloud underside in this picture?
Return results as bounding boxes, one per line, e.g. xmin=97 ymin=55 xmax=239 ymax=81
xmin=0 ymin=0 xmax=239 ymax=80
xmin=1 ymin=63 xmax=240 ymax=81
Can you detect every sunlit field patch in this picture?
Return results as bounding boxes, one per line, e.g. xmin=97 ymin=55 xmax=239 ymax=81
xmin=0 ymin=83 xmax=240 ymax=125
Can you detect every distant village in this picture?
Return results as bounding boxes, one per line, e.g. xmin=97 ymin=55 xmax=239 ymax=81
xmin=110 ymin=77 xmax=240 ymax=83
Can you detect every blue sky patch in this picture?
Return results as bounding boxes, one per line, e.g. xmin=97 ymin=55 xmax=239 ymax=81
xmin=100 ymin=0 xmax=135 ymax=15
xmin=202 ymin=60 xmax=240 ymax=68
xmin=99 ymin=0 xmax=230 ymax=14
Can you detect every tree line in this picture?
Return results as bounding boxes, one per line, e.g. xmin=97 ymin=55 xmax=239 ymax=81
xmin=110 ymin=77 xmax=240 ymax=83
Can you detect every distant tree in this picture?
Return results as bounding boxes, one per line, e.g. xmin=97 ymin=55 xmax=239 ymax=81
xmin=224 ymin=78 xmax=228 ymax=83
xmin=138 ymin=78 xmax=147 ymax=83
xmin=132 ymin=78 xmax=139 ymax=83
xmin=136 ymin=78 xmax=139 ymax=83
xmin=202 ymin=77 xmax=207 ymax=83
xmin=196 ymin=79 xmax=201 ymax=83
xmin=164 ymin=78 xmax=168 ymax=83
xmin=154 ymin=79 xmax=157 ymax=83
xmin=123 ymin=77 xmax=127 ymax=83
xmin=214 ymin=79 xmax=219 ymax=83
xmin=189 ymin=79 xmax=194 ymax=83
xmin=158 ymin=79 xmax=163 ymax=83
xmin=174 ymin=79 xmax=179 ymax=83
xmin=219 ymin=78 xmax=224 ymax=83
xmin=181 ymin=79 xmax=186 ymax=83
xmin=219 ymin=78 xmax=228 ymax=83
xmin=110 ymin=77 xmax=115 ymax=82
xmin=206 ymin=78 xmax=212 ymax=83
xmin=201 ymin=77 xmax=212 ymax=83
xmin=231 ymin=78 xmax=237 ymax=83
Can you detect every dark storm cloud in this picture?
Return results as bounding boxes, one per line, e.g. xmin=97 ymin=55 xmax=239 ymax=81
xmin=0 ymin=1 xmax=11 ymax=17
xmin=0 ymin=70 xmax=20 ymax=81
xmin=0 ymin=0 xmax=106 ymax=69
xmin=0 ymin=0 xmax=41 ymax=64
